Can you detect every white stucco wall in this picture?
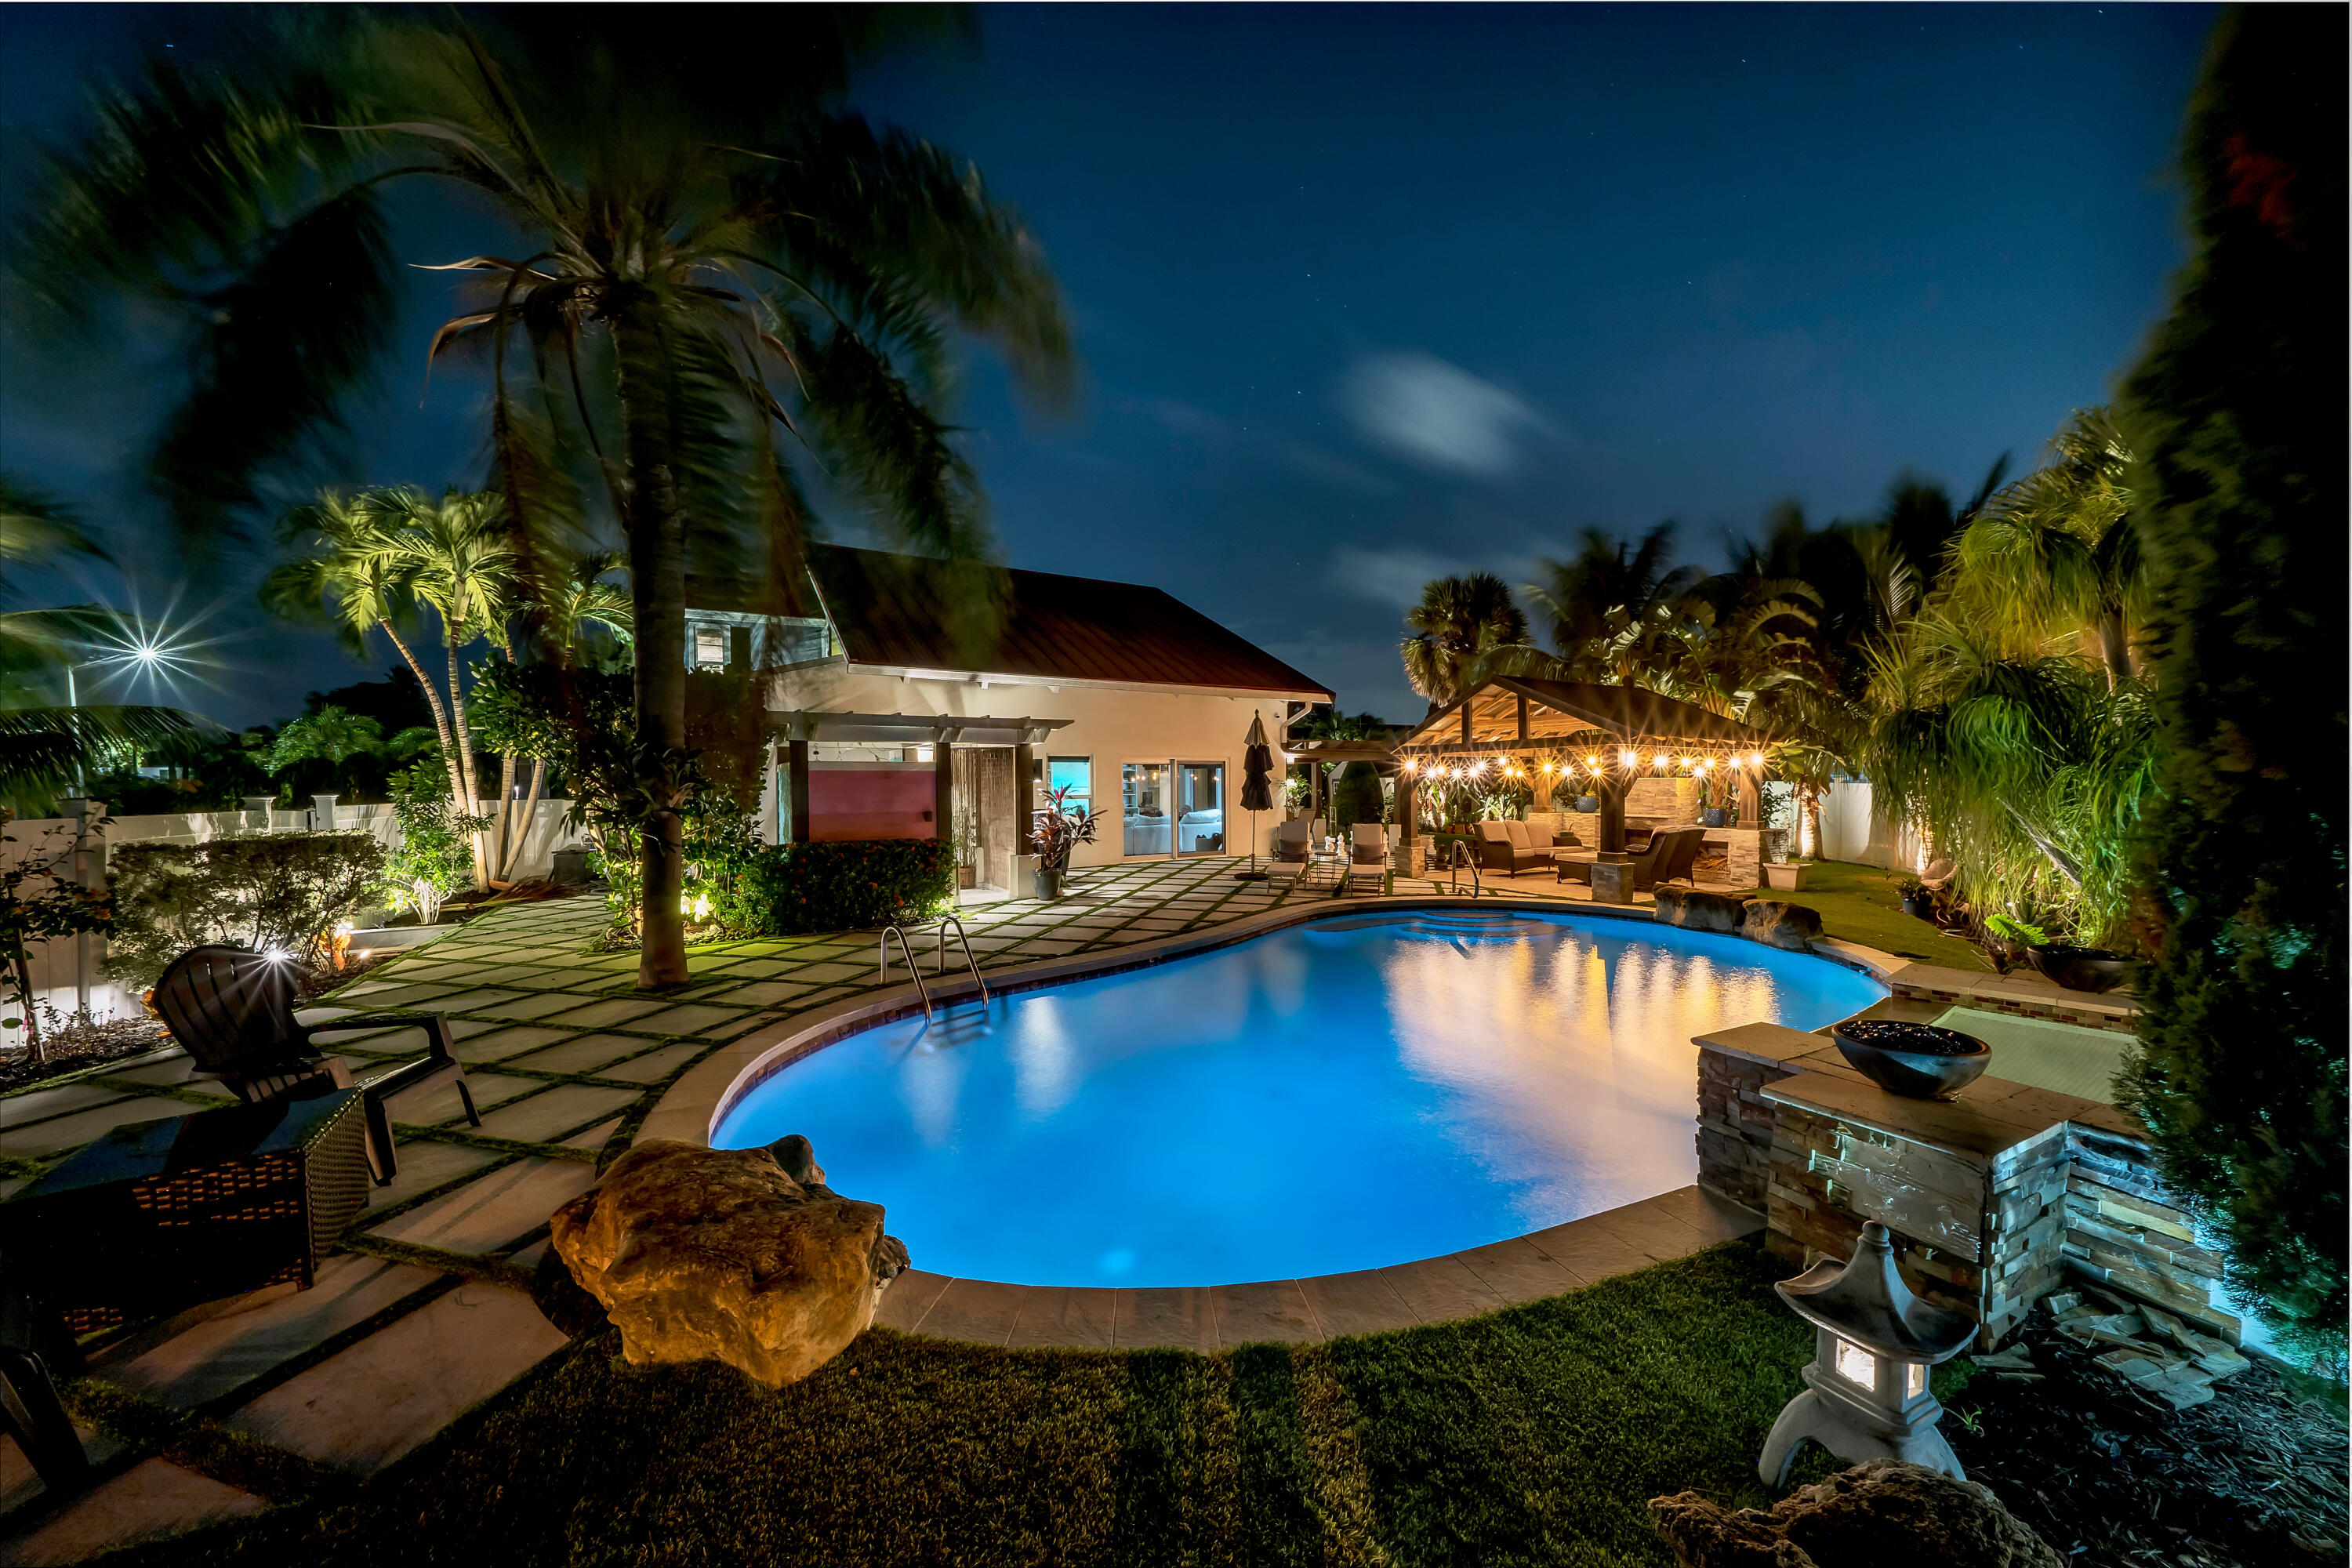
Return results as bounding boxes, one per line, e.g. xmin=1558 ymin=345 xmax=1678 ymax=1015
xmin=767 ymin=664 xmax=1305 ymax=869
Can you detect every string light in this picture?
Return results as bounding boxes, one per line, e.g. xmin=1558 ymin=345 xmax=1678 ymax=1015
xmin=1651 ymin=753 xmax=1668 ymax=768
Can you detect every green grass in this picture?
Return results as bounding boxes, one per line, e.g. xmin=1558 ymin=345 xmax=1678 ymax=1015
xmin=1776 ymin=861 xmax=1992 ymax=970
xmin=92 ymin=1240 xmax=1967 ymax=1568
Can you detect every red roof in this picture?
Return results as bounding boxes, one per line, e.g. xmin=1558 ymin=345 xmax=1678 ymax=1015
xmin=689 ymin=546 xmax=1332 ymax=698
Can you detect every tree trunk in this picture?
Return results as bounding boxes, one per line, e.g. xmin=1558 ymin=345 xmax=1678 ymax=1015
xmin=2094 ymin=606 xmax=2132 ymax=690
xmin=499 ymin=757 xmax=546 ymax=882
xmin=379 ymin=618 xmax=468 ymax=810
xmin=613 ymin=300 xmax=690 ymax=988
xmin=444 ymin=634 xmax=490 ymax=888
xmin=9 ymin=955 xmax=43 ymax=1065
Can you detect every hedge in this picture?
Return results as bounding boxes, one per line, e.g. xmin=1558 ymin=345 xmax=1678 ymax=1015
xmin=717 ymin=839 xmax=957 ymax=935
xmin=107 ymin=832 xmax=387 ymax=987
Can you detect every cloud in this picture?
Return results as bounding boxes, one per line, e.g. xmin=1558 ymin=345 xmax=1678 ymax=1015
xmin=1110 ymin=396 xmax=1231 ymax=445
xmin=1329 ymin=545 xmax=1461 ymax=608
xmin=1338 ymin=351 xmax=1552 ymax=478
xmin=1283 ymin=444 xmax=1395 ymax=494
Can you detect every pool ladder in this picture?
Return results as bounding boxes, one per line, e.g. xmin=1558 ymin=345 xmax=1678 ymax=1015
xmin=878 ymin=916 xmax=990 ymax=1023
xmin=1444 ymin=840 xmax=1483 ymax=900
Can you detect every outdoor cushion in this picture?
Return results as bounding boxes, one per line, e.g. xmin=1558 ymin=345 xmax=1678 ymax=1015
xmin=1502 ymin=821 xmax=1535 ymax=851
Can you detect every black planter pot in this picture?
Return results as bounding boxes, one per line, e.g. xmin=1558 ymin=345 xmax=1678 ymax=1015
xmin=1900 ymin=894 xmax=1935 ymax=920
xmin=2028 ymin=944 xmax=2129 ymax=993
xmin=1700 ymin=808 xmax=1728 ymax=828
xmin=1831 ymin=1019 xmax=1991 ymax=1101
xmin=1031 ymin=866 xmax=1064 ymax=901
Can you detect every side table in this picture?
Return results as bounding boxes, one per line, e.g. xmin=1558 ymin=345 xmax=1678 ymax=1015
xmin=0 ymin=1085 xmax=371 ymax=1334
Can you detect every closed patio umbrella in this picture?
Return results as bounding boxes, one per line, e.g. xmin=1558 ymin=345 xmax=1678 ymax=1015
xmin=1234 ymin=713 xmax=1276 ymax=880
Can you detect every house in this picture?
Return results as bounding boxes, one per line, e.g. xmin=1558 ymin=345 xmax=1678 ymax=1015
xmin=684 ymin=546 xmax=1331 ymax=890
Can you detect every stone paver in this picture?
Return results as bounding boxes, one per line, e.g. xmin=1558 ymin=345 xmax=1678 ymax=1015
xmin=94 ymin=1256 xmax=442 ymax=1410
xmin=0 ymin=1457 xmax=263 ymax=1566
xmin=365 ymin=1157 xmax=595 ymax=1254
xmin=226 ymin=1283 xmax=568 ymax=1474
xmin=471 ymin=1084 xmax=641 ymax=1142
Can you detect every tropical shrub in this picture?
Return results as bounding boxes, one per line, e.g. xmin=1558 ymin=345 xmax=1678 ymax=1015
xmin=379 ymin=761 xmax=491 ymax=926
xmin=1330 ymin=762 xmax=1385 ymax=834
xmin=2112 ymin=7 xmax=2345 ymax=1372
xmin=717 ymin=840 xmax=956 ymax=936
xmin=107 ymin=832 xmax=386 ymax=986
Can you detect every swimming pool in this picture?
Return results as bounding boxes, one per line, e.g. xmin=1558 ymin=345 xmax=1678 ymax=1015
xmin=713 ymin=908 xmax=1885 ymax=1287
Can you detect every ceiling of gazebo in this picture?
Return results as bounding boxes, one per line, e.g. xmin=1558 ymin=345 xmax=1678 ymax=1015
xmin=1397 ymin=677 xmax=1769 ymax=752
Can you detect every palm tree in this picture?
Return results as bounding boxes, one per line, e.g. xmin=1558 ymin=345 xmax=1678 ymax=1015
xmin=1526 ymin=524 xmax=1704 ymax=686
xmin=1399 ymin=574 xmax=1541 ymax=709
xmin=1954 ymin=408 xmax=2143 ymax=687
xmin=22 ymin=13 xmax=1070 ymax=984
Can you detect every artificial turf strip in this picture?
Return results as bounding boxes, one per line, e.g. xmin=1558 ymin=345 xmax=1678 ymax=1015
xmin=97 ymin=1240 xmax=1892 ymax=1568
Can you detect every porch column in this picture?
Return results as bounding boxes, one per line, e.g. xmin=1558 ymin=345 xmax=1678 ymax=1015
xmin=1398 ymin=771 xmax=1417 ymax=851
xmin=1014 ymin=742 xmax=1037 ymax=814
xmin=1516 ymin=695 xmax=1529 ymax=743
xmin=1597 ymin=773 xmax=1629 ymax=856
xmin=933 ymin=735 xmax=953 ymax=840
xmin=1459 ymin=704 xmax=1472 ymax=746
xmin=786 ymin=737 xmax=812 ymax=844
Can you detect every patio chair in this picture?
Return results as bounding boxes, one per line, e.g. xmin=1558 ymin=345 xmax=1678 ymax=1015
xmin=1648 ymin=828 xmax=1709 ymax=891
xmin=152 ymin=946 xmax=478 ymax=1186
xmin=1343 ymin=822 xmax=1388 ymax=893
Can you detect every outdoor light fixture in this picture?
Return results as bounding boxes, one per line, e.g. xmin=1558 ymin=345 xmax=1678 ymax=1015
xmin=1756 ymin=1221 xmax=1976 ymax=1487
xmin=1748 ymin=752 xmax=1765 ymax=769
xmin=1651 ymin=753 xmax=1668 ymax=768
xmin=1616 ymin=750 xmax=1635 ymax=769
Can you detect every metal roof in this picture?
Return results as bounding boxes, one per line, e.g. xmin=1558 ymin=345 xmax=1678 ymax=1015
xmin=687 ymin=546 xmax=1332 ymax=699
xmin=1397 ymin=677 xmax=1771 ymax=751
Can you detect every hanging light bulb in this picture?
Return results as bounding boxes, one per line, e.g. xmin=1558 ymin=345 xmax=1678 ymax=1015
xmin=1586 ymin=755 xmax=1601 ymax=770
xmin=1617 ymin=750 xmax=1636 ymax=770
xmin=1652 ymin=753 xmax=1668 ymax=768
xmin=1749 ymin=752 xmax=1766 ymax=769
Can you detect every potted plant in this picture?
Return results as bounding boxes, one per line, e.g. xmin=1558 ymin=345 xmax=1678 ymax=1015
xmin=1026 ymin=784 xmax=1099 ymax=900
xmin=1573 ymin=793 xmax=1599 ymax=815
xmin=1897 ymin=877 xmax=1934 ymax=919
xmin=1979 ymin=913 xmax=2049 ymax=975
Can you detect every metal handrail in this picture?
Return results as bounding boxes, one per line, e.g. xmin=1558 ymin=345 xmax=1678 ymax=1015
xmin=877 ymin=926 xmax=934 ymax=1022
xmin=932 ymin=914 xmax=990 ymax=1007
xmin=1446 ymin=839 xmax=1483 ymax=899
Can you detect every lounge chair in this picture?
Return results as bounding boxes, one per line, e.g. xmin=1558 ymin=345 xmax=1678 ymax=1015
xmin=1473 ymin=820 xmax=1559 ymax=877
xmin=152 ymin=946 xmax=478 ymax=1185
xmin=1272 ymin=818 xmax=1316 ymax=870
xmin=1647 ymin=827 xmax=1708 ymax=891
xmin=1343 ymin=822 xmax=1387 ymax=893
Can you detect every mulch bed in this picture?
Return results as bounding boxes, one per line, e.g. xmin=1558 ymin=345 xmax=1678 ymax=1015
xmin=0 ymin=1014 xmax=172 ymax=1095
xmin=1947 ymin=1301 xmax=2348 ymax=1566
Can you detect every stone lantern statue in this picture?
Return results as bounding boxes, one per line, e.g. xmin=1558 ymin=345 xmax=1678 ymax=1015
xmin=1759 ymin=1221 xmax=1977 ymax=1486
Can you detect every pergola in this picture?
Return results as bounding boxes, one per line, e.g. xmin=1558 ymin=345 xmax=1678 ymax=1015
xmin=1392 ymin=677 xmax=1772 ymax=855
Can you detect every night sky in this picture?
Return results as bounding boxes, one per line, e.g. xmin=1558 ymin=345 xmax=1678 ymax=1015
xmin=0 ymin=3 xmax=2219 ymax=730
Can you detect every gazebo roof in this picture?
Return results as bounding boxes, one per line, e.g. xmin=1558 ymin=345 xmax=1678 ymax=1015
xmin=1396 ymin=677 xmax=1769 ymax=753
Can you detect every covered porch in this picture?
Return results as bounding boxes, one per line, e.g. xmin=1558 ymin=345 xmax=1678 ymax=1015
xmin=766 ymin=710 xmax=1073 ymax=898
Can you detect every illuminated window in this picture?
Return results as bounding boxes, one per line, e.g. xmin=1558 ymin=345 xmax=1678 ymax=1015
xmin=1904 ymin=1361 xmax=1927 ymax=1399
xmin=692 ymin=625 xmax=726 ymax=670
xmin=1834 ymin=1338 xmax=1875 ymax=1388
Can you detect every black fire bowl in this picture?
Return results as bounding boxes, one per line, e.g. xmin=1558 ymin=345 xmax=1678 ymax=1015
xmin=1831 ymin=1019 xmax=1991 ymax=1101
xmin=2028 ymin=945 xmax=2131 ymax=994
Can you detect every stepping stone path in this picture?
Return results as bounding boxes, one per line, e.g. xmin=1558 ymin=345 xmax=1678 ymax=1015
xmin=0 ymin=855 xmax=1399 ymax=1557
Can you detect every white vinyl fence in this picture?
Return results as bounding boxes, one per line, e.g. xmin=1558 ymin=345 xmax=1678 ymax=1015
xmin=2 ymin=797 xmax=587 ymax=1025
xmin=1813 ymin=779 xmax=1928 ymax=872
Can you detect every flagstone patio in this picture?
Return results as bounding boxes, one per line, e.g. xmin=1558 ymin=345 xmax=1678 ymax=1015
xmin=0 ymin=855 xmax=1702 ymax=1563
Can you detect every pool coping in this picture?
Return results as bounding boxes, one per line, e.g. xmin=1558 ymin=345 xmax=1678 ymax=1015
xmin=637 ymin=895 xmax=1899 ymax=1345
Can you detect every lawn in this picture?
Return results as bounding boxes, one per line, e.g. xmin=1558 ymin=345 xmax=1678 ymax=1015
xmin=1773 ymin=861 xmax=1991 ymax=971
xmin=100 ymin=1240 xmax=1950 ymax=1568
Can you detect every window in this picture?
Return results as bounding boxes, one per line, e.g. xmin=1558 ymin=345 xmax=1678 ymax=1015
xmin=692 ymin=624 xmax=726 ymax=670
xmin=1122 ymin=762 xmax=1170 ymax=855
xmin=1047 ymin=757 xmax=1091 ymax=818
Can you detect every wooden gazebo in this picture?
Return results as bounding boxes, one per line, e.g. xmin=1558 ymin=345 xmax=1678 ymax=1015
xmin=1393 ymin=677 xmax=1771 ymax=855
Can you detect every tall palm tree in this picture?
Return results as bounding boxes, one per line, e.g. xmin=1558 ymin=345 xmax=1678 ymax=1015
xmin=1399 ymin=574 xmax=1541 ymax=710
xmin=1526 ymin=524 xmax=1704 ymax=686
xmin=20 ymin=13 xmax=1070 ymax=984
xmin=1954 ymin=408 xmax=2141 ymax=686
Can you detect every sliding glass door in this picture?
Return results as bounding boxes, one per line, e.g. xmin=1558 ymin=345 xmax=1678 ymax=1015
xmin=1175 ymin=762 xmax=1225 ymax=855
xmin=1122 ymin=762 xmax=1171 ymax=855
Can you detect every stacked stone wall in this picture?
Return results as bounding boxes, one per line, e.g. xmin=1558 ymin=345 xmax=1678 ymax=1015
xmin=1695 ymin=1047 xmax=1796 ymax=1210
xmin=1980 ymin=1128 xmax=2072 ymax=1345
xmin=1891 ymin=978 xmax=2135 ymax=1035
xmin=2062 ymin=1125 xmax=2237 ymax=1339
xmin=1763 ymin=1105 xmax=1984 ymax=1326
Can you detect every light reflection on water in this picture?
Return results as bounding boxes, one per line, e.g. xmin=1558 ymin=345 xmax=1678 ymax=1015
xmin=713 ymin=913 xmax=1884 ymax=1287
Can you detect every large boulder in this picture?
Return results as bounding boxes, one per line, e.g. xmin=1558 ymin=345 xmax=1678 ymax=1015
xmin=1741 ymin=898 xmax=1824 ymax=952
xmin=1654 ymin=887 xmax=1750 ymax=935
xmin=548 ymin=1135 xmax=909 ymax=1386
xmin=1651 ymin=1460 xmax=2061 ymax=1568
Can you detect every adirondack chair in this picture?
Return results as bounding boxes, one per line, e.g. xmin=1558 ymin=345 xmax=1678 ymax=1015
xmin=151 ymin=946 xmax=478 ymax=1185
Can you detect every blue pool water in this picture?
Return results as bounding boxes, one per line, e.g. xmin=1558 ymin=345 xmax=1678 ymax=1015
xmin=713 ymin=909 xmax=1884 ymax=1287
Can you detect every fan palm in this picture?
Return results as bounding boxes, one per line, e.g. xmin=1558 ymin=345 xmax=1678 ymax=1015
xmin=20 ymin=13 xmax=1070 ymax=982
xmin=1399 ymin=574 xmax=1542 ymax=710
xmin=1526 ymin=524 xmax=1704 ymax=686
xmin=1954 ymin=408 xmax=2143 ymax=686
